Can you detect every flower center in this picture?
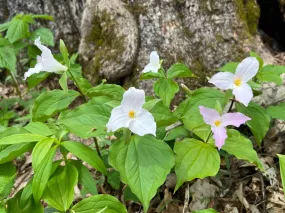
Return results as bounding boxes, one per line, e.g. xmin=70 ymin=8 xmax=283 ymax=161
xmin=214 ymin=120 xmax=221 ymax=127
xmin=234 ymin=79 xmax=242 ymax=87
xmin=128 ymin=110 xmax=136 ymax=119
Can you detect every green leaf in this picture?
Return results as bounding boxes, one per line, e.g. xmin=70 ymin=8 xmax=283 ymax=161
xmin=167 ymin=63 xmax=195 ymax=78
xmin=123 ymin=186 xmax=140 ymax=203
xmin=107 ymin=170 xmax=120 ymax=190
xmin=0 ymin=134 xmax=45 ymax=145
xmin=140 ymin=70 xmax=165 ymax=80
xmin=43 ymin=164 xmax=78 ymax=212
xmin=0 ymin=38 xmax=11 ymax=47
xmin=0 ymin=143 xmax=34 ymax=164
xmin=32 ymin=90 xmax=79 ymax=122
xmin=24 ymin=122 xmax=53 ymax=136
xmin=257 ymin=65 xmax=285 ymax=85
xmin=20 ymin=179 xmax=33 ymax=208
xmin=71 ymin=160 xmax=98 ymax=195
xmin=59 ymin=72 xmax=68 ymax=91
xmin=27 ymin=72 xmax=50 ymax=89
xmin=222 ymin=130 xmax=263 ymax=169
xmin=154 ymin=78 xmax=179 ymax=107
xmin=278 ymin=154 xmax=285 ymax=199
xmin=0 ymin=46 xmax=17 ymax=73
xmin=0 ymin=205 xmax=5 ymax=213
xmin=236 ymin=102 xmax=270 ymax=146
xmin=267 ymin=102 xmax=285 ymax=120
xmin=77 ymin=77 xmax=92 ymax=95
xmin=32 ymin=146 xmax=57 ymax=201
xmin=0 ymin=22 xmax=10 ymax=32
xmin=32 ymin=138 xmax=54 ymax=171
xmin=250 ymin=51 xmax=263 ymax=69
xmin=193 ymin=208 xmax=219 ymax=213
xmin=218 ymin=62 xmax=238 ymax=73
xmin=174 ymin=88 xmax=225 ymax=141
xmin=61 ymin=141 xmax=107 ymax=175
xmin=86 ymin=84 xmax=125 ymax=101
xmin=71 ymin=194 xmax=127 ymax=213
xmin=174 ymin=138 xmax=220 ymax=191
xmin=109 ymin=135 xmax=174 ymax=211
xmin=59 ymin=96 xmax=118 ymax=138
xmin=0 ymin=162 xmax=16 ymax=199
xmin=30 ymin=28 xmax=54 ymax=46
xmin=6 ymin=17 xmax=29 ymax=43
xmin=7 ymin=190 xmax=44 ymax=213
xmin=59 ymin=40 xmax=69 ymax=66
xmin=143 ymin=99 xmax=178 ymax=127
xmin=164 ymin=126 xmax=189 ymax=141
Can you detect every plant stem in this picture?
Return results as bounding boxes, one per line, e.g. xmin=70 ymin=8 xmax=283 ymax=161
xmin=123 ymin=128 xmax=132 ymax=144
xmin=9 ymin=70 xmax=22 ymax=99
xmin=94 ymin=137 xmax=102 ymax=158
xmin=228 ymin=99 xmax=235 ymax=112
xmin=67 ymin=69 xmax=85 ymax=98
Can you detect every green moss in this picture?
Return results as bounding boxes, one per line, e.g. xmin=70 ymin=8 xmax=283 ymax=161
xmin=245 ymin=0 xmax=260 ymax=35
xmin=215 ymin=34 xmax=224 ymax=42
xmin=85 ymin=11 xmax=125 ymax=77
xmin=234 ymin=0 xmax=260 ymax=36
xmin=124 ymin=1 xmax=146 ymax=19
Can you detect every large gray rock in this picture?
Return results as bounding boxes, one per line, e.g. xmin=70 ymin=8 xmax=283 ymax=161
xmin=79 ymin=0 xmax=139 ymax=82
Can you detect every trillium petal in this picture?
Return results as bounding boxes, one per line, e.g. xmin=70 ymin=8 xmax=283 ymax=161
xmin=34 ymin=37 xmax=53 ymax=58
xmin=209 ymin=72 xmax=235 ymax=90
xmin=149 ymin=51 xmax=160 ymax=66
xmin=106 ymin=106 xmax=130 ymax=132
xmin=142 ymin=63 xmax=159 ymax=73
xmin=121 ymin=87 xmax=145 ymax=112
xmin=199 ymin=106 xmax=221 ymax=126
xmin=41 ymin=56 xmax=68 ymax=73
xmin=129 ymin=109 xmax=156 ymax=136
xmin=212 ymin=126 xmax=227 ymax=150
xmin=232 ymin=83 xmax=253 ymax=106
xmin=235 ymin=57 xmax=259 ymax=82
xmin=23 ymin=63 xmax=43 ymax=80
xmin=221 ymin=112 xmax=250 ymax=127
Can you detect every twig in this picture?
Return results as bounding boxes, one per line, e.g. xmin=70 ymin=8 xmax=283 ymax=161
xmin=183 ymin=183 xmax=190 ymax=213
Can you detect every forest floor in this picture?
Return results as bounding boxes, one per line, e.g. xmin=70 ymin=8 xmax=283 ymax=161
xmin=1 ymin=81 xmax=285 ymax=213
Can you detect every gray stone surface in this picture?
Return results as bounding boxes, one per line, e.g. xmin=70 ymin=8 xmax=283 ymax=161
xmin=79 ymin=0 xmax=139 ymax=82
xmin=3 ymin=0 xmax=85 ymax=52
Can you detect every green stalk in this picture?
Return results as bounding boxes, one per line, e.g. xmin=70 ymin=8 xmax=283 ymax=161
xmin=8 ymin=70 xmax=22 ymax=99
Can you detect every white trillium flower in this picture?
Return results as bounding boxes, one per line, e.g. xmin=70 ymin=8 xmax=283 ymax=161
xmin=106 ymin=87 xmax=156 ymax=136
xmin=209 ymin=57 xmax=259 ymax=106
xmin=24 ymin=37 xmax=68 ymax=80
xmin=142 ymin=51 xmax=160 ymax=73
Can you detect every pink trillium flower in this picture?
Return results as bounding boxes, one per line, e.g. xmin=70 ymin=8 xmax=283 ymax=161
xmin=199 ymin=106 xmax=251 ymax=149
xmin=106 ymin=87 xmax=156 ymax=136
xmin=209 ymin=57 xmax=259 ymax=106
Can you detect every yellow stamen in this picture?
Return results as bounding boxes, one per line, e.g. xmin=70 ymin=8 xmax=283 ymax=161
xmin=234 ymin=79 xmax=242 ymax=87
xmin=128 ymin=110 xmax=135 ymax=119
xmin=214 ymin=120 xmax=221 ymax=127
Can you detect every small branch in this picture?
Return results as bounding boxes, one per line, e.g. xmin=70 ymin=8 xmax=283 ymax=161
xmin=183 ymin=183 xmax=190 ymax=213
